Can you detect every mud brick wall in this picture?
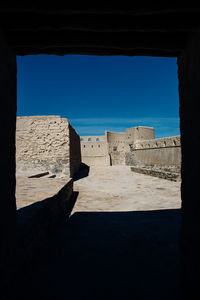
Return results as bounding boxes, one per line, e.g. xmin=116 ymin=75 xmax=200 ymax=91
xmin=16 ymin=116 xmax=81 ymax=177
xmin=106 ymin=131 xmax=129 ymax=165
xmin=132 ymin=136 xmax=181 ymax=166
xmin=80 ymin=135 xmax=110 ymax=166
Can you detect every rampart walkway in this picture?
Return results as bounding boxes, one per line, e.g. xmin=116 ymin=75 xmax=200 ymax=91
xmin=16 ymin=166 xmax=181 ymax=299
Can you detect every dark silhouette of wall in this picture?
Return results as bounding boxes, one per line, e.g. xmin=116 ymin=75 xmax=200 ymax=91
xmin=15 ymin=209 xmax=181 ymax=300
xmin=0 ymin=31 xmax=17 ymax=298
xmin=178 ymin=31 xmax=200 ymax=299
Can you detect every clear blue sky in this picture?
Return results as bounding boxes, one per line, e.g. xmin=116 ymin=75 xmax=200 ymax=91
xmin=17 ymin=55 xmax=180 ymax=138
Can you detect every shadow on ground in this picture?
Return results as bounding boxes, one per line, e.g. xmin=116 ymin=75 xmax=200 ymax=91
xmin=17 ymin=209 xmax=181 ymax=300
xmin=73 ymin=163 xmax=90 ymax=181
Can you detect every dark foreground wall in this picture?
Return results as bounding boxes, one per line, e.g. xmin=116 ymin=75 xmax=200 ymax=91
xmin=0 ymin=31 xmax=17 ymax=296
xmin=16 ymin=179 xmax=73 ymax=264
xmin=1 ymin=10 xmax=200 ymax=298
xmin=14 ymin=179 xmax=74 ymax=298
xmin=178 ymin=32 xmax=200 ymax=299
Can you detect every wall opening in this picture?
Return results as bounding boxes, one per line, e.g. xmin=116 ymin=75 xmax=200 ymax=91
xmin=16 ymin=54 xmax=181 ymax=298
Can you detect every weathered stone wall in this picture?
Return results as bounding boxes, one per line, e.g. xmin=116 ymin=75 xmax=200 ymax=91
xmin=106 ymin=131 xmax=129 ymax=165
xmin=80 ymin=135 xmax=110 ymax=166
xmin=126 ymin=126 xmax=155 ymax=143
xmin=80 ymin=127 xmax=181 ymax=167
xmin=132 ymin=136 xmax=181 ymax=166
xmin=130 ymin=165 xmax=181 ymax=181
xmin=16 ymin=116 xmax=81 ymax=177
xmin=106 ymin=128 xmax=155 ymax=165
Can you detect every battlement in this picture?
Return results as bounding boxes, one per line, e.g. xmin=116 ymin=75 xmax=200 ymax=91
xmin=80 ymin=126 xmax=181 ymax=166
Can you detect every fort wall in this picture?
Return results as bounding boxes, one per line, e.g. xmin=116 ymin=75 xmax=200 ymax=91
xmin=80 ymin=127 xmax=181 ymax=167
xmin=126 ymin=126 xmax=155 ymax=143
xmin=106 ymin=131 xmax=129 ymax=165
xmin=132 ymin=136 xmax=181 ymax=166
xmin=16 ymin=116 xmax=81 ymax=177
xmin=80 ymin=135 xmax=110 ymax=166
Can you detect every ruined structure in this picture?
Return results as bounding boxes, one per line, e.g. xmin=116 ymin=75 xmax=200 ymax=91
xmin=81 ymin=126 xmax=181 ymax=168
xmin=16 ymin=116 xmax=81 ymax=178
xmin=1 ymin=6 xmax=200 ymax=299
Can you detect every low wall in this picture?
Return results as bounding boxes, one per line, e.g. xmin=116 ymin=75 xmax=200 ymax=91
xmin=132 ymin=136 xmax=181 ymax=166
xmin=131 ymin=166 xmax=181 ymax=181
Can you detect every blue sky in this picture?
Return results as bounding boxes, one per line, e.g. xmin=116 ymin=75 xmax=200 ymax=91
xmin=17 ymin=55 xmax=180 ymax=138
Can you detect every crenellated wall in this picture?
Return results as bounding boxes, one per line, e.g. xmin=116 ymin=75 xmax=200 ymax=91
xmin=134 ymin=136 xmax=180 ymax=149
xmin=80 ymin=127 xmax=181 ymax=167
xmin=80 ymin=135 xmax=110 ymax=166
xmin=133 ymin=136 xmax=181 ymax=166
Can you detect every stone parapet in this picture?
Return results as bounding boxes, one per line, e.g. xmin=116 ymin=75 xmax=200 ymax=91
xmin=131 ymin=166 xmax=181 ymax=181
xmin=134 ymin=136 xmax=181 ymax=149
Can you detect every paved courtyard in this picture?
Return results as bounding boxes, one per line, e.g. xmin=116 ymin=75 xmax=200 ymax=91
xmin=16 ymin=176 xmax=67 ymax=209
xmin=16 ymin=165 xmax=181 ymax=211
xmin=73 ymin=165 xmax=181 ymax=213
